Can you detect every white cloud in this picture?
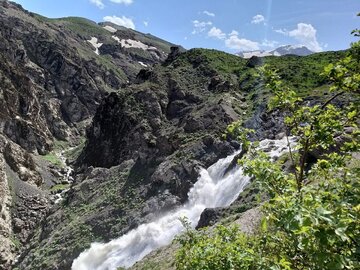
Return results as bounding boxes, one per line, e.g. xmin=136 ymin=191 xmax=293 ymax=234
xmin=203 ymin=10 xmax=215 ymax=17
xmin=192 ymin=20 xmax=212 ymax=34
xmin=288 ymin=23 xmax=322 ymax=52
xmin=225 ymin=31 xmax=259 ymax=51
xmin=90 ymin=0 xmax=104 ymax=9
xmin=103 ymin=15 xmax=135 ymax=29
xmin=251 ymin=14 xmax=265 ymax=24
xmin=208 ymin=27 xmax=226 ymax=40
xmin=110 ymin=0 xmax=133 ymax=5
xmin=274 ymin=28 xmax=288 ymax=35
xmin=143 ymin=21 xmax=148 ymax=27
xmin=274 ymin=23 xmax=322 ymax=52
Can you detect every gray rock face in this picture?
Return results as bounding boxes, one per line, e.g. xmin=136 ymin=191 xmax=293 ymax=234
xmin=0 ymin=0 xmax=178 ymax=156
xmin=3 ymin=139 xmax=42 ymax=186
xmin=0 ymin=2 xmax=178 ymax=268
xmin=0 ymin=154 xmax=14 ymax=270
xmin=270 ymin=45 xmax=314 ymax=57
xmin=0 ymin=6 xmax=106 ymax=153
xmin=0 ymin=2 xmax=123 ymax=263
xmin=246 ymin=56 xmax=263 ymax=68
xmin=0 ymin=134 xmax=50 ymax=267
xmin=244 ymin=104 xmax=286 ymax=141
xmin=17 ymin=47 xmax=246 ymax=268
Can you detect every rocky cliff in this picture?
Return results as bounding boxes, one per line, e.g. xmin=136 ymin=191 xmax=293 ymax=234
xmin=0 ymin=1 xmax=178 ymax=268
xmin=0 ymin=1 xmax=351 ymax=269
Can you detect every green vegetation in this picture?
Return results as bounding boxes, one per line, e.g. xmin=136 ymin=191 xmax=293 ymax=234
xmin=50 ymin=183 xmax=70 ymax=192
xmin=53 ymin=139 xmax=69 ymax=151
xmin=64 ymin=138 xmax=86 ymax=162
xmin=60 ymin=17 xmax=111 ymax=38
xmin=173 ymin=49 xmax=247 ymax=77
xmin=42 ymin=153 xmax=63 ymax=167
xmin=10 ymin=235 xmax=21 ymax=249
xmin=41 ymin=139 xmax=69 ymax=167
xmin=34 ymin=15 xmax=110 ymax=39
xmin=94 ymin=53 xmax=128 ymax=81
xmin=172 ymin=48 xmax=346 ymax=93
xmin=168 ymin=47 xmax=349 ymax=119
xmin=175 ymin=28 xmax=360 ymax=270
xmin=264 ymin=51 xmax=347 ymax=95
xmin=30 ymin=166 xmax=146 ymax=266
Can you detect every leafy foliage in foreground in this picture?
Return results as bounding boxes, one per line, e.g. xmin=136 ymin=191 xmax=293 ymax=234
xmin=175 ymin=24 xmax=360 ymax=270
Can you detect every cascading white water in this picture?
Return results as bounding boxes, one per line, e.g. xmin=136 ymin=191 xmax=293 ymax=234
xmin=52 ymin=149 xmax=74 ymax=204
xmin=72 ymin=137 xmax=294 ymax=270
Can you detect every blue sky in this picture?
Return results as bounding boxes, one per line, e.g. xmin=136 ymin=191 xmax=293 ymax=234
xmin=12 ymin=0 xmax=360 ymax=53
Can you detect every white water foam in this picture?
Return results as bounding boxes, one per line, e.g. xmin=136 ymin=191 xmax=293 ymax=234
xmin=52 ymin=149 xmax=74 ymax=204
xmin=72 ymin=136 xmax=293 ymax=270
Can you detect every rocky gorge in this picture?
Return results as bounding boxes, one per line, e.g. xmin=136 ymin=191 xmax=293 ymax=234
xmin=0 ymin=1 xmax=355 ymax=269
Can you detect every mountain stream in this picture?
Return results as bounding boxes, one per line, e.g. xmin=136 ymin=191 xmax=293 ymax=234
xmin=72 ymin=137 xmax=294 ymax=270
xmin=51 ymin=150 xmax=74 ymax=204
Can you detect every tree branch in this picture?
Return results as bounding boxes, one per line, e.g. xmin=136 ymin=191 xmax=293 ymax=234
xmin=298 ymin=138 xmax=309 ymax=192
xmin=321 ymin=91 xmax=345 ymax=109
xmin=285 ymin=132 xmax=298 ymax=182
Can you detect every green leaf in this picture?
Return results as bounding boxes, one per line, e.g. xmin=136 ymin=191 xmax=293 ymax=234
xmin=335 ymin=227 xmax=349 ymax=241
xmin=261 ymin=217 xmax=268 ymax=232
xmin=347 ymin=110 xmax=357 ymax=120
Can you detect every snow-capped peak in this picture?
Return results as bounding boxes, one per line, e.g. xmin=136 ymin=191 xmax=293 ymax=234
xmin=237 ymin=45 xmax=315 ymax=58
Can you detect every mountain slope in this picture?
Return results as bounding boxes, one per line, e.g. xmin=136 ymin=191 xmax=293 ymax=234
xmin=0 ymin=1 xmax=179 ymax=268
xmin=0 ymin=2 xmax=353 ymax=270
xmin=237 ymin=45 xmax=315 ymax=58
xmin=16 ymin=47 xmax=349 ymax=269
xmin=270 ymin=45 xmax=314 ymax=56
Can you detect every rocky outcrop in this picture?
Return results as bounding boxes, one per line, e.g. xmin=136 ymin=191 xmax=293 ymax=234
xmin=246 ymin=56 xmax=262 ymax=68
xmin=0 ymin=2 xmax=177 ymax=268
xmin=0 ymin=154 xmax=15 ymax=270
xmin=3 ymin=139 xmax=42 ymax=186
xmin=17 ymin=48 xmax=247 ymax=269
xmin=165 ymin=46 xmax=184 ymax=64
xmin=244 ymin=104 xmax=286 ymax=140
xmin=0 ymin=1 xmax=179 ymax=156
xmin=0 ymin=134 xmax=50 ymax=268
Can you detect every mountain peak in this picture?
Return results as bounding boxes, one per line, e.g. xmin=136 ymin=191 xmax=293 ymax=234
xmin=237 ymin=45 xmax=315 ymax=58
xmin=270 ymin=45 xmax=314 ymax=56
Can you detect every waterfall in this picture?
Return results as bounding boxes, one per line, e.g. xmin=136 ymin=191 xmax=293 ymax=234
xmin=53 ymin=149 xmax=74 ymax=204
xmin=72 ymin=137 xmax=293 ymax=270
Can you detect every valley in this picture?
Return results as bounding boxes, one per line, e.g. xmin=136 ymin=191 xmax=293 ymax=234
xmin=0 ymin=1 xmax=358 ymax=270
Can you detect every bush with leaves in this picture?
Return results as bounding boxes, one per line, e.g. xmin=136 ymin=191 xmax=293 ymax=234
xmin=175 ymin=23 xmax=360 ymax=270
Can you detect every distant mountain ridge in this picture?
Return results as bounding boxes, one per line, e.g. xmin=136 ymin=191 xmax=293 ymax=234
xmin=237 ymin=45 xmax=315 ymax=58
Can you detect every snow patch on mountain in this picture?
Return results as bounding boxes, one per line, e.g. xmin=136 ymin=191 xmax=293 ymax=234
xmin=111 ymin=36 xmax=153 ymax=51
xmin=103 ymin=25 xmax=117 ymax=33
xmin=138 ymin=61 xmax=148 ymax=67
xmin=271 ymin=45 xmax=314 ymax=56
xmin=87 ymin=37 xmax=103 ymax=55
xmin=237 ymin=45 xmax=314 ymax=58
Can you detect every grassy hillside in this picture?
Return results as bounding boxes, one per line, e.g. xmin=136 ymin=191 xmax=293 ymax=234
xmin=171 ymin=48 xmax=347 ymax=92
